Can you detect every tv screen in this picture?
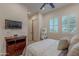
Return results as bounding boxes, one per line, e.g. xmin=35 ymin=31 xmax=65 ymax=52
xmin=5 ymin=19 xmax=22 ymax=29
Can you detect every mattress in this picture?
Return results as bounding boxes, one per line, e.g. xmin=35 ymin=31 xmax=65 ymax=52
xmin=25 ymin=39 xmax=61 ymax=56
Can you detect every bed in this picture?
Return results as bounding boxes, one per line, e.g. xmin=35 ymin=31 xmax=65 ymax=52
xmin=25 ymin=39 xmax=61 ymax=56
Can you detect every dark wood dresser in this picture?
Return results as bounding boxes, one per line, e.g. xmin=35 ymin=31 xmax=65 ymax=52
xmin=5 ymin=36 xmax=26 ymax=56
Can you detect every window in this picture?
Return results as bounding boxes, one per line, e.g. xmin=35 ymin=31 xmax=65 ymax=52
xmin=49 ymin=19 xmax=53 ymax=32
xmin=62 ymin=16 xmax=76 ymax=32
xmin=49 ymin=15 xmax=76 ymax=33
xmin=49 ymin=17 xmax=58 ymax=32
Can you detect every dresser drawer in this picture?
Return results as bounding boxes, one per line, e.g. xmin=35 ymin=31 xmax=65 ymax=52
xmin=7 ymin=45 xmax=16 ymax=56
xmin=16 ymin=41 xmax=26 ymax=50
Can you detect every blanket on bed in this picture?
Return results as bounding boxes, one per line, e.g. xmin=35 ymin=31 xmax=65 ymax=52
xmin=26 ymin=39 xmax=61 ymax=56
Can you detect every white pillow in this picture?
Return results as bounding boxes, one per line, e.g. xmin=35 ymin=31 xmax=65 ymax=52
xmin=67 ymin=43 xmax=79 ymax=56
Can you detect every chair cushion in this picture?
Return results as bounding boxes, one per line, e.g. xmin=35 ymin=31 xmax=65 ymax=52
xmin=67 ymin=43 xmax=79 ymax=56
xmin=69 ymin=35 xmax=79 ymax=51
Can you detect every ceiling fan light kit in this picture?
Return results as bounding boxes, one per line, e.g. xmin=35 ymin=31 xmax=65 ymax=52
xmin=40 ymin=3 xmax=55 ymax=10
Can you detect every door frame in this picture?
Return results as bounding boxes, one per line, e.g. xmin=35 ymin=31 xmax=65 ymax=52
xmin=32 ymin=20 xmax=34 ymax=41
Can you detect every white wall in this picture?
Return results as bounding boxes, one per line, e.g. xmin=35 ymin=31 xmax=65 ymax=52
xmin=0 ymin=3 xmax=28 ymax=55
xmin=43 ymin=4 xmax=79 ymax=39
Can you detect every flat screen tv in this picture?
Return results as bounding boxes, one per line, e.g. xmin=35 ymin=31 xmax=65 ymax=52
xmin=5 ymin=19 xmax=22 ymax=29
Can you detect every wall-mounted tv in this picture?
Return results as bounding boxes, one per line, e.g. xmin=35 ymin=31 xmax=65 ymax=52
xmin=5 ymin=19 xmax=22 ymax=29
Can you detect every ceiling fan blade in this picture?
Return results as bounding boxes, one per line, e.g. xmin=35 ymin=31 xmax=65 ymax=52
xmin=49 ymin=3 xmax=55 ymax=8
xmin=40 ymin=3 xmax=46 ymax=9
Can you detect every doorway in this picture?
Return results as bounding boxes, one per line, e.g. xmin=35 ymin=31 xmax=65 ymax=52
xmin=28 ymin=18 xmax=40 ymax=44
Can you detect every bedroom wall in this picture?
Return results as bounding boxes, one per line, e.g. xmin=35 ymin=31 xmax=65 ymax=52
xmin=43 ymin=4 xmax=79 ymax=39
xmin=0 ymin=3 xmax=28 ymax=55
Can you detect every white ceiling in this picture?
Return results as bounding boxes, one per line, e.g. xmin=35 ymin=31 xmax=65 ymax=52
xmin=20 ymin=3 xmax=70 ymax=16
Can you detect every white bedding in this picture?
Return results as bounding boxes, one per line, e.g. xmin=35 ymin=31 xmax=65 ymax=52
xmin=26 ymin=39 xmax=61 ymax=56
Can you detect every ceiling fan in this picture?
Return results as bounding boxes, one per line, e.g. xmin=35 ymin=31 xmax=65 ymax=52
xmin=40 ymin=3 xmax=55 ymax=10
